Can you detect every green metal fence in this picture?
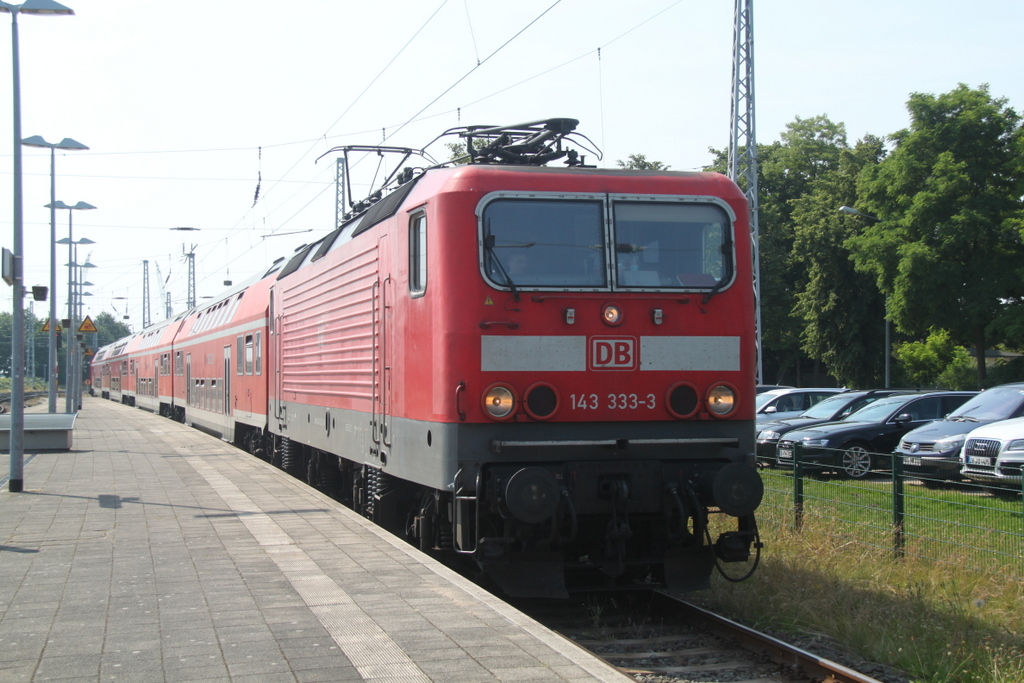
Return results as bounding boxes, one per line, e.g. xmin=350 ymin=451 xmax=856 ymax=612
xmin=758 ymin=444 xmax=1024 ymax=574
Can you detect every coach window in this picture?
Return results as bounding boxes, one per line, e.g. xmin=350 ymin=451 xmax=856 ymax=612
xmin=409 ymin=212 xmax=427 ymax=296
xmin=481 ymin=198 xmax=605 ymax=289
xmin=175 ymin=350 xmax=183 ymax=376
xmin=255 ymin=332 xmax=262 ymax=375
xmin=245 ymin=334 xmax=254 ymax=375
xmin=236 ymin=336 xmax=244 ymax=375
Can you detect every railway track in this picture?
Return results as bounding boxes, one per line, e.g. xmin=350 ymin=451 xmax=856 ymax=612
xmin=513 ymin=590 xmax=898 ymax=683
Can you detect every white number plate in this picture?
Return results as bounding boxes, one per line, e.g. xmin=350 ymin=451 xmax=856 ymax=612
xmin=968 ymin=456 xmax=993 ymax=466
xmin=903 ymin=457 xmax=921 ymax=467
xmin=777 ymin=446 xmax=793 ymax=461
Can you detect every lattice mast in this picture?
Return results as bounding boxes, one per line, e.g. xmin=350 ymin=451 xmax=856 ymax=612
xmin=184 ymin=245 xmax=196 ymax=310
xmin=728 ymin=0 xmax=763 ymax=383
xmin=142 ymin=260 xmax=151 ymax=329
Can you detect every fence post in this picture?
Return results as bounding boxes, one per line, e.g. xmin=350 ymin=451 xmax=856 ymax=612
xmin=793 ymin=442 xmax=804 ymax=531
xmin=892 ymin=451 xmax=905 ymax=560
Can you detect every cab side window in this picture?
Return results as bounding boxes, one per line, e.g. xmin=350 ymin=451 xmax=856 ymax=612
xmin=409 ymin=212 xmax=427 ymax=296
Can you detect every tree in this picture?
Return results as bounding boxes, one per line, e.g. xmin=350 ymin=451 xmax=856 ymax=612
xmin=791 ymin=136 xmax=887 ymax=387
xmin=616 ymin=154 xmax=670 ymax=171
xmin=849 ymin=84 xmax=1024 ymax=387
xmin=93 ymin=311 xmax=131 ymax=350
xmin=892 ymin=329 xmax=975 ymax=390
xmin=708 ymin=115 xmax=850 ymax=384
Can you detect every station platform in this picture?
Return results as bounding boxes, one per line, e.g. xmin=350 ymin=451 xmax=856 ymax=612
xmin=0 ymin=397 xmax=631 ymax=683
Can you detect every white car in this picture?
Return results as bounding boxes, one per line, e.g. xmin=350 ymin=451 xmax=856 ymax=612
xmin=755 ymin=387 xmax=844 ymax=423
xmin=960 ymin=416 xmax=1024 ymax=489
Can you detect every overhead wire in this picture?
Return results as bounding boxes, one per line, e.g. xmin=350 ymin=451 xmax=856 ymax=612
xmin=58 ymin=1 xmax=689 ymax=320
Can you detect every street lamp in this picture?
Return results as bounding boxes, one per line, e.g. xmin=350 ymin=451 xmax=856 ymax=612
xmin=838 ymin=205 xmax=889 ymax=387
xmin=59 ymin=243 xmax=94 ymax=412
xmin=51 ymin=200 xmax=95 ymax=411
xmin=23 ymin=136 xmax=88 ymax=413
xmin=1 ymin=0 xmax=76 ymax=493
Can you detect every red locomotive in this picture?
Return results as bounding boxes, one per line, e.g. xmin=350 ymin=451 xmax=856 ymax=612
xmin=92 ymin=119 xmax=763 ymax=597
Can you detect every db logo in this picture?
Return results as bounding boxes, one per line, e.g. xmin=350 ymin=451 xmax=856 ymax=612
xmin=590 ymin=336 xmax=637 ymax=370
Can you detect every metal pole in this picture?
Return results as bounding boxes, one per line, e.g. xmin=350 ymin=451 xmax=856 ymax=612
xmin=8 ymin=7 xmax=25 ymax=491
xmin=47 ymin=146 xmax=57 ymax=411
xmin=892 ymin=451 xmax=905 ymax=560
xmin=64 ymin=213 xmax=73 ymax=412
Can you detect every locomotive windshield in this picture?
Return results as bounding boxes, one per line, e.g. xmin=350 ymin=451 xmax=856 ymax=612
xmin=481 ymin=195 xmax=732 ymax=291
xmin=484 ymin=199 xmax=606 ymax=287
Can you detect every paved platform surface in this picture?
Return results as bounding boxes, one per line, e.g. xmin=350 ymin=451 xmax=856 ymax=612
xmin=0 ymin=397 xmax=631 ymax=683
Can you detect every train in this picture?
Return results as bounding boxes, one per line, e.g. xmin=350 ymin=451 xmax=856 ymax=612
xmin=90 ymin=119 xmax=764 ymax=598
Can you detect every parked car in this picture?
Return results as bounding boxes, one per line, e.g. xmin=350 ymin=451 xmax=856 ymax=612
xmin=776 ymin=391 xmax=976 ymax=478
xmin=896 ymin=382 xmax=1024 ymax=484
xmin=755 ymin=387 xmax=844 ymax=423
xmin=756 ymin=389 xmax=911 ymax=463
xmin=959 ymin=416 xmax=1024 ymax=490
xmin=756 ymin=385 xmax=793 ymax=394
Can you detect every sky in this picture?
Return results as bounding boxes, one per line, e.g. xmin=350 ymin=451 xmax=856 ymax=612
xmin=0 ymin=0 xmax=1022 ymax=332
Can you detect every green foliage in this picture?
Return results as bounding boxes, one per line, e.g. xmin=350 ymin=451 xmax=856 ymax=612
xmin=445 ymin=141 xmax=471 ymax=164
xmin=93 ymin=311 xmax=131 ymax=350
xmin=849 ymin=84 xmax=1024 ymax=386
xmin=893 ymin=329 xmax=975 ymax=389
xmin=708 ymin=115 xmax=855 ymax=384
xmin=615 ymin=153 xmax=670 ymax=171
xmin=792 ymin=136 xmax=887 ymax=387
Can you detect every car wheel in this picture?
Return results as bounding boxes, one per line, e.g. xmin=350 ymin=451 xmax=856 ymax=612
xmin=839 ymin=442 xmax=874 ymax=479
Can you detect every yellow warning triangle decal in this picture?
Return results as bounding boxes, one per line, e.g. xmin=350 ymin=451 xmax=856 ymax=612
xmin=78 ymin=316 xmax=98 ymax=333
xmin=484 ymin=297 xmax=494 ymax=305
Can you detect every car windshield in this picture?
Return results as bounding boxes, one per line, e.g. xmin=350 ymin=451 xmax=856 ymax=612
xmin=949 ymin=386 xmax=1024 ymax=421
xmin=841 ymin=395 xmax=910 ymax=422
xmin=755 ymin=392 xmax=783 ymax=410
xmin=800 ymin=393 xmax=854 ymax=419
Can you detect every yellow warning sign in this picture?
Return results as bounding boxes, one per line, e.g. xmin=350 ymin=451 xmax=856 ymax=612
xmin=484 ymin=297 xmax=494 ymax=305
xmin=40 ymin=320 xmax=63 ymax=332
xmin=78 ymin=316 xmax=98 ymax=333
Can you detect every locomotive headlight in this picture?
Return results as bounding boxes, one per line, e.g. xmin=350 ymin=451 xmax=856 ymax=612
xmin=706 ymin=384 xmax=737 ymax=416
xmin=483 ymin=383 xmax=516 ymax=420
xmin=601 ymin=303 xmax=623 ymax=326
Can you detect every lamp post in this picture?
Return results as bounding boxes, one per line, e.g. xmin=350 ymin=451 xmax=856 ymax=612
xmin=75 ymin=259 xmax=95 ymax=408
xmin=1 ymin=0 xmax=76 ymax=493
xmin=24 ymin=136 xmax=88 ymax=412
xmin=51 ymin=200 xmax=95 ymax=411
xmin=838 ymin=205 xmax=889 ymax=387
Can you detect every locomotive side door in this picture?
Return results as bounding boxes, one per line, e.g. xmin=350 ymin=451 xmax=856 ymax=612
xmin=371 ymin=235 xmax=393 ymax=457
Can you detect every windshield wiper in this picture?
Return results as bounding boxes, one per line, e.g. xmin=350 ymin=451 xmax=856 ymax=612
xmin=701 ymin=277 xmax=726 ymax=305
xmin=483 ymin=233 xmax=520 ymax=302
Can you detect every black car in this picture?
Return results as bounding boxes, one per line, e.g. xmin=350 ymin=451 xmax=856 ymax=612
xmin=756 ymin=389 xmax=911 ymax=463
xmin=895 ymin=382 xmax=1024 ymax=483
xmin=776 ymin=391 xmax=976 ymax=478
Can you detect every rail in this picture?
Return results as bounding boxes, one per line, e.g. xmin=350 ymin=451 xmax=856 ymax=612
xmin=659 ymin=593 xmax=884 ymax=683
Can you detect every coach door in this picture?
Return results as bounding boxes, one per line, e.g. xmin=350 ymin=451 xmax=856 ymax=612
xmin=223 ymin=346 xmax=232 ymax=418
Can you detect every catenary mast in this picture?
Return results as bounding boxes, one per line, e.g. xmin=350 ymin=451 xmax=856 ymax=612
xmin=729 ymin=0 xmax=762 ymax=384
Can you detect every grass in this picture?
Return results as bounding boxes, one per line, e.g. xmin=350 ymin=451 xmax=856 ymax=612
xmin=0 ymin=377 xmax=48 ymax=393
xmin=694 ymin=484 xmax=1024 ymax=683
